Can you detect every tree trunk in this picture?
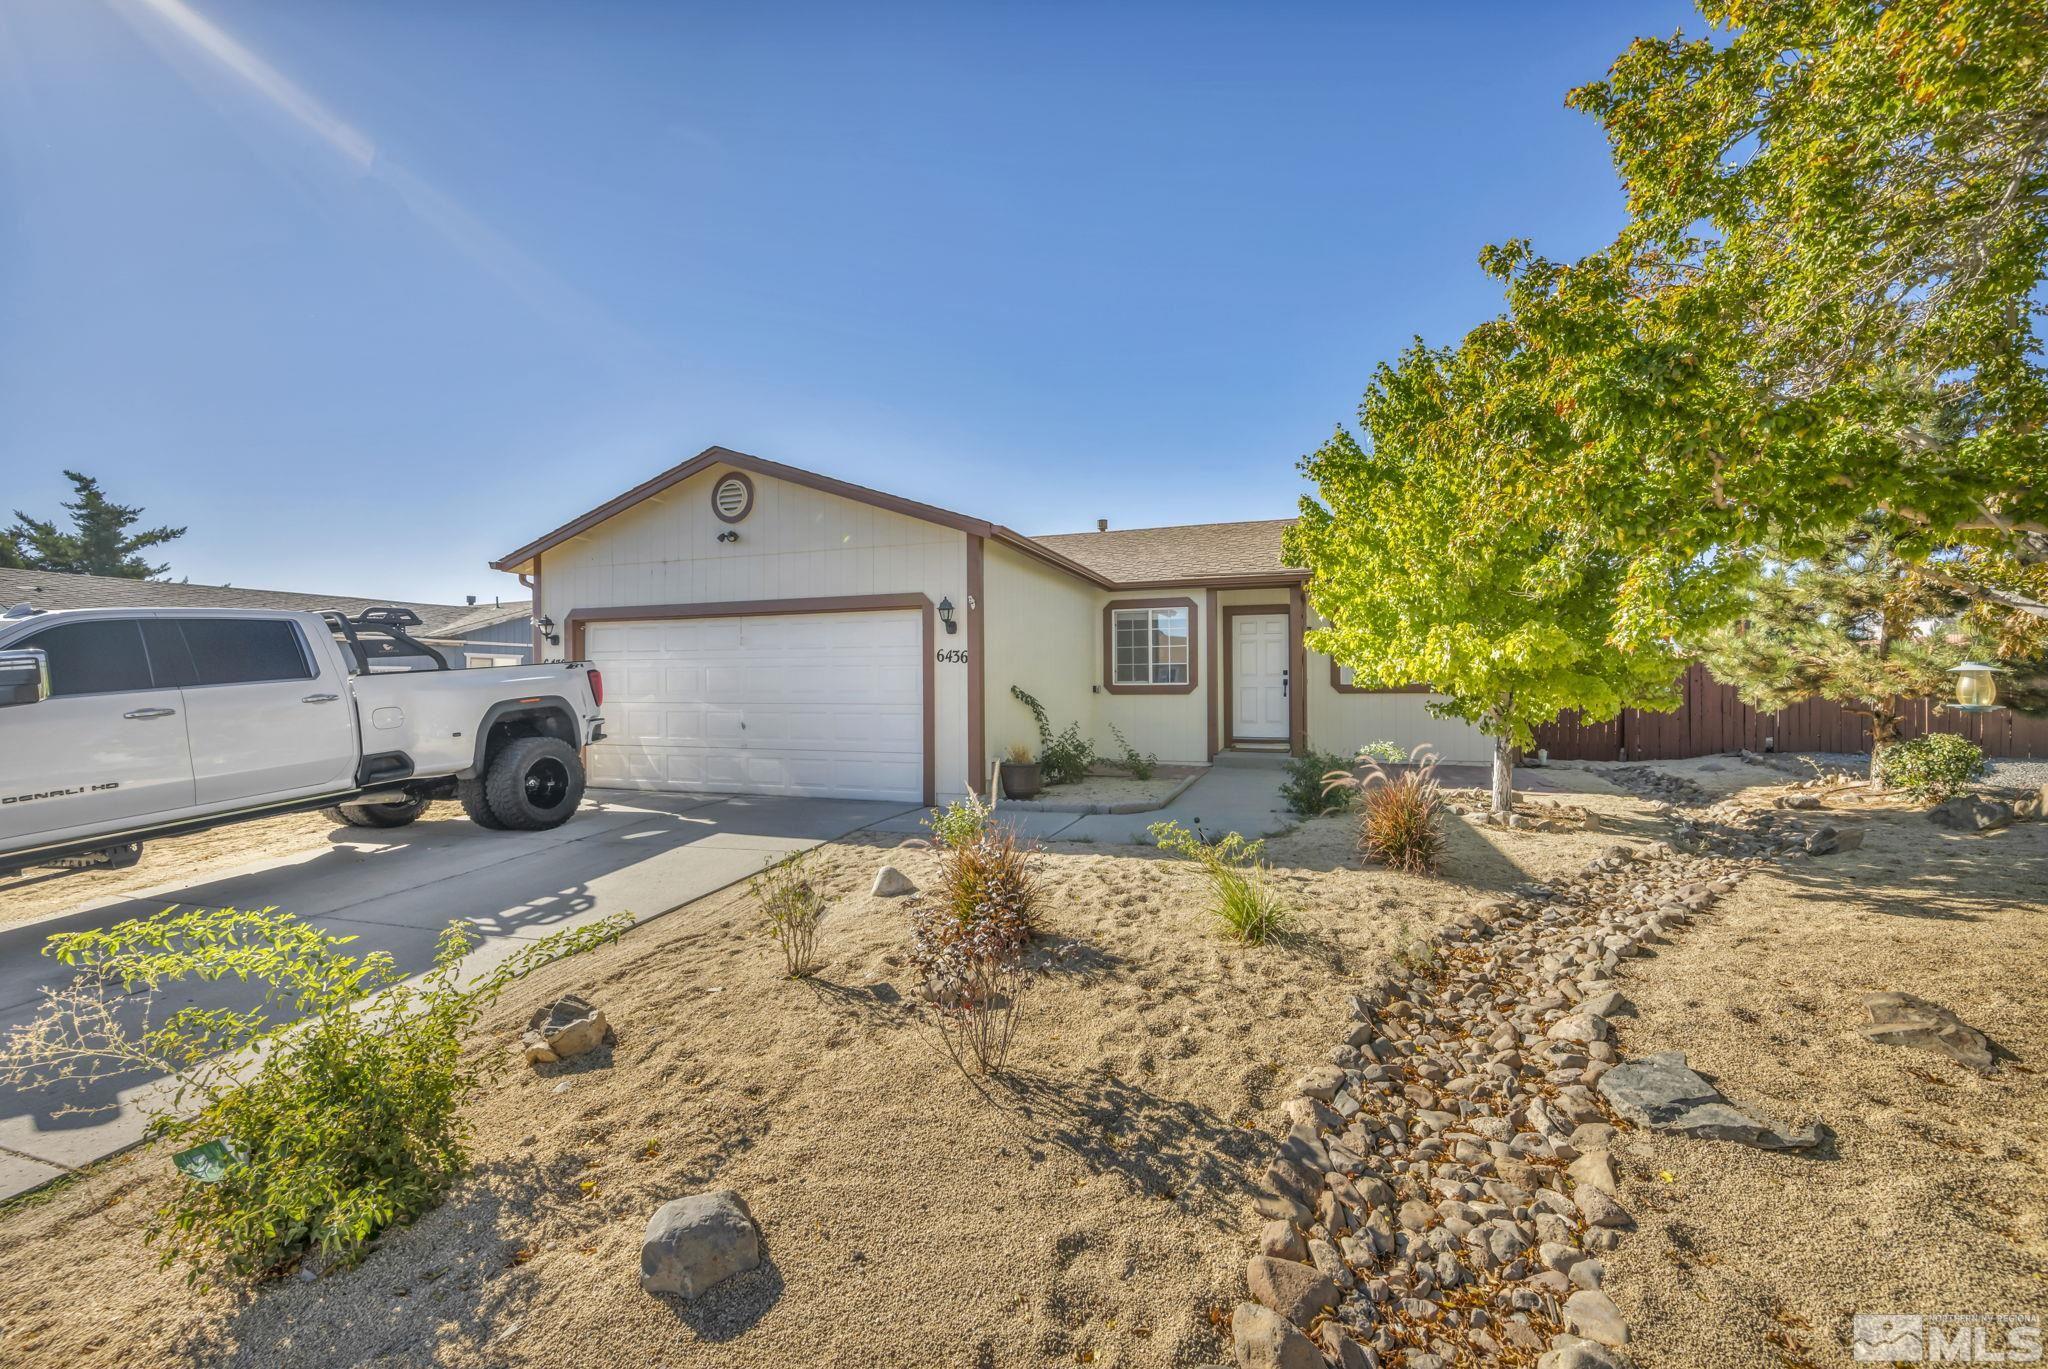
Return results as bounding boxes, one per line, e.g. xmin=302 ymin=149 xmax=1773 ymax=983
xmin=1490 ymin=734 xmax=1515 ymax=816
xmin=1868 ymin=706 xmax=1903 ymax=791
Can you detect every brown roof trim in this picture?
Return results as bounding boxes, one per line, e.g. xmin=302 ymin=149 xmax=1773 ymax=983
xmin=492 ymin=446 xmax=999 ymax=572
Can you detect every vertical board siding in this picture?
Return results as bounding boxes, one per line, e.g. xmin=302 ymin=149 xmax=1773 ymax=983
xmin=1534 ymin=663 xmax=2048 ymax=760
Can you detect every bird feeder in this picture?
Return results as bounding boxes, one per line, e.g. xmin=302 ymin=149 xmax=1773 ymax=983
xmin=1946 ymin=661 xmax=2002 ymax=713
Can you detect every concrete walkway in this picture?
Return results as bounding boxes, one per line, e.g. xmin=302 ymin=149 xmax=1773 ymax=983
xmin=0 ymin=789 xmax=913 ymax=1200
xmin=872 ymin=752 xmax=1297 ymax=845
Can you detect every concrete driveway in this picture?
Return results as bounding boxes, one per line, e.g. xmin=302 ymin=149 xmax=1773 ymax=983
xmin=0 ymin=790 xmax=913 ymax=1200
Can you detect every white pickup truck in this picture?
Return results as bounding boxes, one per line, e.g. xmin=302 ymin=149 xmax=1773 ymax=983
xmin=0 ymin=604 xmax=606 ymax=877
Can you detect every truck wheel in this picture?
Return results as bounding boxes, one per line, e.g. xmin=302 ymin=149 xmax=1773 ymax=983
xmin=457 ymin=777 xmax=508 ymax=830
xmin=328 ymin=796 xmax=429 ymax=829
xmin=483 ymin=736 xmax=585 ymax=831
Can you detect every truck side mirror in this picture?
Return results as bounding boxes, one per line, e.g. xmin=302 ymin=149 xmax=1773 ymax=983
xmin=0 ymin=649 xmax=50 ymax=708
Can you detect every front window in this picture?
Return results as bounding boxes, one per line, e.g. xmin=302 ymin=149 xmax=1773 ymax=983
xmin=1112 ymin=606 xmax=1189 ymax=685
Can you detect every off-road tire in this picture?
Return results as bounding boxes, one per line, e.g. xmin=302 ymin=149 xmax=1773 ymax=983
xmin=458 ymin=776 xmax=508 ymax=830
xmin=482 ymin=735 xmax=585 ymax=831
xmin=326 ymin=796 xmax=429 ymax=829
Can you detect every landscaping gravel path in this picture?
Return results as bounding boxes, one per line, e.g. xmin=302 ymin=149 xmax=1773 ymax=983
xmin=1229 ymin=779 xmax=1859 ymax=1367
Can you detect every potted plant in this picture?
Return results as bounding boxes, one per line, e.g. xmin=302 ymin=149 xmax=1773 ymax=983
xmin=1000 ymin=743 xmax=1043 ymax=800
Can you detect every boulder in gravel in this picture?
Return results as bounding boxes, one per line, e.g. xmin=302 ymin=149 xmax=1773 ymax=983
xmin=1316 ymin=1322 xmax=1374 ymax=1369
xmin=1561 ymin=1289 xmax=1629 ymax=1347
xmin=1538 ymin=1335 xmax=1629 ymax=1369
xmin=640 ymin=1189 xmax=760 ymax=1298
xmin=1927 ymin=795 xmax=2013 ymax=832
xmin=870 ymin=864 xmax=917 ymax=897
xmin=1572 ymin=1185 xmax=1635 ymax=1231
xmin=1245 ymin=1255 xmax=1339 ymax=1325
xmin=1230 ymin=1302 xmax=1322 ymax=1369
xmin=1258 ymin=1219 xmax=1307 ymax=1261
xmin=1598 ymin=1050 xmax=1823 ymax=1149
xmin=520 ymin=994 xmax=609 ymax=1065
xmin=1294 ymin=1064 xmax=1347 ymax=1102
xmin=1859 ymin=991 xmax=1996 ymax=1075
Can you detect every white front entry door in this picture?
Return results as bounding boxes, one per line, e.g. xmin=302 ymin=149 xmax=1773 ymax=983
xmin=584 ymin=609 xmax=923 ymax=803
xmin=1232 ymin=613 xmax=1289 ymax=741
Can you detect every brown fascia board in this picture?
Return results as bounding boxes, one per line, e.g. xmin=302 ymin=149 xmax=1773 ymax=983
xmin=489 ymin=444 xmax=1291 ymax=592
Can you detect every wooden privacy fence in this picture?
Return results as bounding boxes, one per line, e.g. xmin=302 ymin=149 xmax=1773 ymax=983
xmin=1533 ymin=662 xmax=2048 ymax=761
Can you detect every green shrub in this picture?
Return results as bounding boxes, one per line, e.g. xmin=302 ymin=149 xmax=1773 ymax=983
xmin=1009 ymin=685 xmax=1096 ymax=785
xmin=1148 ymin=820 xmax=1293 ymax=945
xmin=751 ymin=850 xmax=826 ymax=978
xmin=1878 ymin=732 xmax=1987 ymax=801
xmin=0 ymin=906 xmax=629 ymax=1282
xmin=1281 ymin=749 xmax=1361 ymax=816
xmin=1106 ymin=724 xmax=1158 ymax=781
xmin=923 ymin=793 xmax=994 ymax=850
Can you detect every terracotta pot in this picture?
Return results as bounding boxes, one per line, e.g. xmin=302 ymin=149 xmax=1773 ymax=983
xmin=1001 ymin=762 xmax=1043 ymax=800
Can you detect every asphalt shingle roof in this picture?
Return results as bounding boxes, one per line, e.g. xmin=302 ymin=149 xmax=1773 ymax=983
xmin=0 ymin=567 xmax=527 ymax=638
xmin=1028 ymin=518 xmax=1302 ymax=583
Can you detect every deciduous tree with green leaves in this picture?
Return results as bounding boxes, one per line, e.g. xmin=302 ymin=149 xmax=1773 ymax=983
xmin=1285 ymin=337 xmax=1725 ymax=816
xmin=1478 ymin=0 xmax=2048 ymax=635
xmin=7 ymin=470 xmax=186 ymax=579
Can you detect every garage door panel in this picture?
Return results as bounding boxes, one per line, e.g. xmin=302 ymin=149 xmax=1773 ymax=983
xmin=586 ymin=608 xmax=924 ymax=802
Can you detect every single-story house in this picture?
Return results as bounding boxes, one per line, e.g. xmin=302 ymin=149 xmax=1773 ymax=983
xmin=491 ymin=446 xmax=1487 ymax=805
xmin=0 ymin=567 xmax=535 ymax=667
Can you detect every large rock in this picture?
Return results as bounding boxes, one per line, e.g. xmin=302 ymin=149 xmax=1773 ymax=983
xmin=1538 ymin=1335 xmax=1629 ymax=1369
xmin=1245 ymin=1255 xmax=1339 ymax=1325
xmin=640 ymin=1189 xmax=761 ymax=1298
xmin=1562 ymin=1290 xmax=1629 ymax=1347
xmin=871 ymin=864 xmax=917 ymax=897
xmin=1230 ymin=1302 xmax=1322 ymax=1369
xmin=1598 ymin=1050 xmax=1823 ymax=1149
xmin=1927 ymin=796 xmax=2013 ymax=832
xmin=520 ymin=994 xmax=609 ymax=1065
xmin=1860 ymin=991 xmax=1996 ymax=1075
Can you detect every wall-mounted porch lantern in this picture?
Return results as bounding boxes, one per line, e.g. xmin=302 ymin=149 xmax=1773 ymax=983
xmin=937 ymin=597 xmax=958 ymax=635
xmin=1947 ymin=661 xmax=2003 ymax=712
xmin=536 ymin=614 xmax=560 ymax=647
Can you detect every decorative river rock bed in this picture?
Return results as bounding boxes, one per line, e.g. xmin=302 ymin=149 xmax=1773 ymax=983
xmin=1223 ymin=778 xmax=1901 ymax=1369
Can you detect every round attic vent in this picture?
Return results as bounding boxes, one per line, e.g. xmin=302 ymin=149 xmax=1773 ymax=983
xmin=712 ymin=472 xmax=754 ymax=523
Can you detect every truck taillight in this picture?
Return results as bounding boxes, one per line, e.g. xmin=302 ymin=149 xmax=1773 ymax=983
xmin=587 ymin=668 xmax=603 ymax=707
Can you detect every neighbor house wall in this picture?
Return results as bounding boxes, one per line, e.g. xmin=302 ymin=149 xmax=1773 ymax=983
xmin=535 ymin=464 xmax=975 ymax=799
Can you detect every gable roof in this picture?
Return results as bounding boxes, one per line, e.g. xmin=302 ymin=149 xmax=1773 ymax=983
xmin=0 ymin=566 xmax=526 ymax=638
xmin=1031 ymin=519 xmax=1301 ymax=585
xmin=494 ymin=445 xmax=1306 ymax=589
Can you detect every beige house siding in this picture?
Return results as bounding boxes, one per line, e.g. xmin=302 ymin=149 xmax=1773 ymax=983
xmin=535 ymin=463 xmax=976 ymax=799
xmin=1299 ymin=607 xmax=1490 ymax=763
xmin=980 ymin=541 xmax=1101 ymax=768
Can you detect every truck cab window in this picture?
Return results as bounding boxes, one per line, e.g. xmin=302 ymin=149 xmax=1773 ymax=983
xmin=19 ymin=620 xmax=154 ymax=697
xmin=175 ymin=619 xmax=316 ymax=686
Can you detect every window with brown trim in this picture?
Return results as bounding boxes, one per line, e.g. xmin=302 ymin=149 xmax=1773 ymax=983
xmin=1100 ymin=597 xmax=1198 ymax=694
xmin=1114 ymin=606 xmax=1189 ymax=683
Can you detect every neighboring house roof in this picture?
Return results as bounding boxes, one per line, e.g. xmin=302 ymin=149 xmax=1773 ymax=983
xmin=422 ymin=601 xmax=533 ymax=639
xmin=0 ymin=567 xmax=527 ymax=638
xmin=1031 ymin=519 xmax=1300 ymax=584
xmin=493 ymin=445 xmax=1306 ymax=589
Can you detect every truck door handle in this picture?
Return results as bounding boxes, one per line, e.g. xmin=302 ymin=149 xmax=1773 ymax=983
xmin=302 ymin=693 xmax=341 ymax=704
xmin=124 ymin=707 xmax=177 ymax=719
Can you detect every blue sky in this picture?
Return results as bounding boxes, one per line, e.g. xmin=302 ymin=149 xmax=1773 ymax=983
xmin=0 ymin=0 xmax=1698 ymax=605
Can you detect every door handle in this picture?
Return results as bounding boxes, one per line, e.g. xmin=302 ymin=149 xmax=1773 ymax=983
xmin=124 ymin=707 xmax=176 ymax=720
xmin=302 ymin=693 xmax=341 ymax=704
xmin=1281 ymin=669 xmax=1290 ymax=697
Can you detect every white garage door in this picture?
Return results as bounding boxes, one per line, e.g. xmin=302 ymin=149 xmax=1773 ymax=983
xmin=584 ymin=609 xmax=923 ymax=803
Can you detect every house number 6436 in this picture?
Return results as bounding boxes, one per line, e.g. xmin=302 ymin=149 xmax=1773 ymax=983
xmin=935 ymin=648 xmax=969 ymax=664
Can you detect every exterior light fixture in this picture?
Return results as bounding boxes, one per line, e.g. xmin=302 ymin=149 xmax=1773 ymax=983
xmin=1947 ymin=661 xmax=2002 ymax=712
xmin=535 ymin=614 xmax=560 ymax=648
xmin=937 ymin=597 xmax=957 ymax=635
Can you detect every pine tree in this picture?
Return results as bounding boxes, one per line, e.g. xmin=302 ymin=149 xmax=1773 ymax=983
xmin=1700 ymin=526 xmax=1993 ymax=778
xmin=7 ymin=471 xmax=185 ymax=579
